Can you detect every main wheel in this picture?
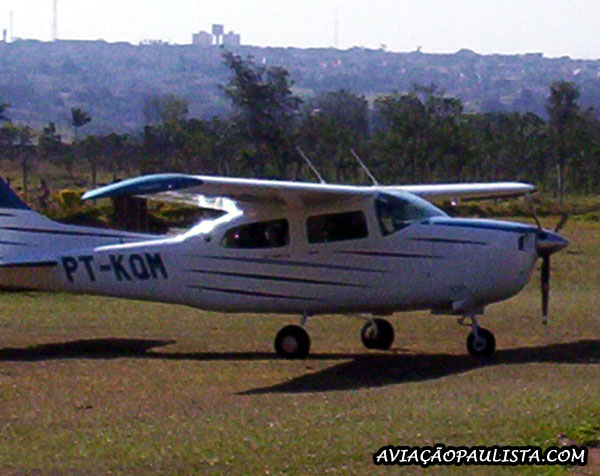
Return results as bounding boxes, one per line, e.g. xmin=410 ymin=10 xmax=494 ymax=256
xmin=274 ymin=325 xmax=311 ymax=359
xmin=466 ymin=328 xmax=496 ymax=357
xmin=361 ymin=318 xmax=394 ymax=350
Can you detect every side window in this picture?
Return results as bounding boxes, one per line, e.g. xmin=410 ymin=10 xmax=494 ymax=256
xmin=221 ymin=219 xmax=289 ymax=249
xmin=306 ymin=211 xmax=368 ymax=244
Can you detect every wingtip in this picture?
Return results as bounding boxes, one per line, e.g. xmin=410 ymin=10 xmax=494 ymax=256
xmin=82 ymin=174 xmax=204 ymax=201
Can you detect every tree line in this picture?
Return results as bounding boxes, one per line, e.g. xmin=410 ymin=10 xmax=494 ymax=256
xmin=0 ymin=51 xmax=598 ymax=202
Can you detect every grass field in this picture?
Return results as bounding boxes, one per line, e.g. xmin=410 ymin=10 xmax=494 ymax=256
xmin=0 ymin=218 xmax=598 ymax=475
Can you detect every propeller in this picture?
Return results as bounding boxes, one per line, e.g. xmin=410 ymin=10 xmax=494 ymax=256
xmin=535 ymin=230 xmax=568 ymax=325
xmin=540 ymin=252 xmax=550 ymax=325
xmin=526 ymin=192 xmax=568 ymax=324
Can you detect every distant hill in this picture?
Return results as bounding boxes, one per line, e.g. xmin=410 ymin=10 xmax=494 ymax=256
xmin=1 ymin=39 xmax=600 ymax=135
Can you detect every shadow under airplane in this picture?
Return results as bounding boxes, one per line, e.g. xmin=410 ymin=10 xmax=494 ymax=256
xmin=0 ymin=338 xmax=597 ymax=393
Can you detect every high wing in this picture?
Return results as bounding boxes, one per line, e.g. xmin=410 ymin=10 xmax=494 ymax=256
xmin=386 ymin=182 xmax=536 ymax=201
xmin=82 ymin=174 xmax=379 ymax=210
xmin=82 ymin=173 xmax=536 ymax=210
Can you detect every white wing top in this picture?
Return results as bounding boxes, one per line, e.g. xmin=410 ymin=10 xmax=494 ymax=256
xmin=82 ymin=173 xmax=536 ymax=210
xmin=388 ymin=182 xmax=536 ymax=200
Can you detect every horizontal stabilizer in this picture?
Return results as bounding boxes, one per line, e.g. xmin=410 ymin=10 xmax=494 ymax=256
xmin=0 ymin=177 xmax=30 ymax=210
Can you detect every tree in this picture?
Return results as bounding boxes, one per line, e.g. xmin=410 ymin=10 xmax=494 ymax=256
xmin=0 ymin=122 xmax=18 ymax=146
xmin=373 ymin=86 xmax=467 ymax=182
xmin=311 ymin=89 xmax=369 ymax=137
xmin=70 ymin=107 xmax=93 ymax=184
xmin=143 ymin=95 xmax=189 ymax=125
xmin=15 ymin=126 xmax=33 ymax=201
xmin=81 ymin=135 xmax=102 ymax=186
xmin=297 ymin=90 xmax=369 ymax=182
xmin=0 ymin=123 xmax=33 ymax=199
xmin=0 ymin=125 xmax=34 ymax=200
xmin=0 ymin=103 xmax=10 ymax=123
xmin=221 ymin=50 xmax=301 ymax=177
xmin=143 ymin=96 xmax=163 ymax=125
xmin=159 ymin=95 xmax=189 ymax=124
xmin=39 ymin=122 xmax=72 ymax=176
xmin=101 ymin=133 xmax=134 ymax=177
xmin=466 ymin=112 xmax=547 ymax=183
xmin=70 ymin=107 xmax=92 ymax=141
xmin=39 ymin=122 xmax=62 ymax=158
xmin=546 ymin=81 xmax=580 ymax=203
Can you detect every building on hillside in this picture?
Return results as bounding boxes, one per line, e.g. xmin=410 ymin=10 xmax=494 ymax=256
xmin=192 ymin=31 xmax=212 ymax=47
xmin=222 ymin=31 xmax=241 ymax=47
xmin=192 ymin=24 xmax=241 ymax=47
xmin=212 ymin=24 xmax=224 ymax=44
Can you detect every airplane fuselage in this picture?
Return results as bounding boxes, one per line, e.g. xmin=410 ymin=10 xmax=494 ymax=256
xmin=0 ymin=200 xmax=541 ymax=316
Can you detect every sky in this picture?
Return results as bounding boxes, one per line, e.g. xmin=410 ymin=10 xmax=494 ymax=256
xmin=1 ymin=0 xmax=599 ymax=59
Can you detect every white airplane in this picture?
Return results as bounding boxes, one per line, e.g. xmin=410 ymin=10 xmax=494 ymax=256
xmin=0 ymin=174 xmax=568 ymax=358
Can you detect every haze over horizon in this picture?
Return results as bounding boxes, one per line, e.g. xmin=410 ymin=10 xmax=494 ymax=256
xmin=1 ymin=0 xmax=598 ymax=60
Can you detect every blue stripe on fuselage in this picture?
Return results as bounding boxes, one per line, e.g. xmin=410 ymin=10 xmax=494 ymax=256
xmin=425 ymin=218 xmax=538 ymax=234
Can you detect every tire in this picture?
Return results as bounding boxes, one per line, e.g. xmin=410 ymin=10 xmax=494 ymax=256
xmin=466 ymin=328 xmax=496 ymax=357
xmin=361 ymin=318 xmax=394 ymax=350
xmin=274 ymin=325 xmax=311 ymax=359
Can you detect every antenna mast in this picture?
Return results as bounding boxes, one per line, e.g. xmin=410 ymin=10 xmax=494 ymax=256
xmin=296 ymin=147 xmax=326 ymax=184
xmin=350 ymin=149 xmax=379 ymax=185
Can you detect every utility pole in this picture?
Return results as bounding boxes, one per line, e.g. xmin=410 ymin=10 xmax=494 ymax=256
xmin=333 ymin=1 xmax=339 ymax=48
xmin=52 ymin=0 xmax=57 ymax=41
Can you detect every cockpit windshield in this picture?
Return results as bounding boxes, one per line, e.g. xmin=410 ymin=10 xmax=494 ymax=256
xmin=375 ymin=192 xmax=446 ymax=235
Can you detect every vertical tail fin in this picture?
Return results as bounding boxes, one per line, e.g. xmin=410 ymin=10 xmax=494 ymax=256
xmin=0 ymin=177 xmax=30 ymax=210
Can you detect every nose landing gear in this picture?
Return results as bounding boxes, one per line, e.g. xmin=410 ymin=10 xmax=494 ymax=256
xmin=466 ymin=328 xmax=496 ymax=357
xmin=459 ymin=314 xmax=496 ymax=357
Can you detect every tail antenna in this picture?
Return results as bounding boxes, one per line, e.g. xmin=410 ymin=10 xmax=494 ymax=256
xmin=350 ymin=149 xmax=379 ymax=186
xmin=296 ymin=147 xmax=327 ymax=184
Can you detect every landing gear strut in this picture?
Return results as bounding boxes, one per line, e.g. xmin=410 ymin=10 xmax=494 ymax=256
xmin=361 ymin=318 xmax=394 ymax=350
xmin=460 ymin=314 xmax=496 ymax=357
xmin=274 ymin=324 xmax=310 ymax=359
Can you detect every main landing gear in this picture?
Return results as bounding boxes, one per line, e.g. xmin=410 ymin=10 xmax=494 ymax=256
xmin=459 ymin=314 xmax=496 ymax=357
xmin=360 ymin=318 xmax=395 ymax=350
xmin=273 ymin=314 xmax=395 ymax=359
xmin=274 ymin=312 xmax=311 ymax=359
xmin=274 ymin=325 xmax=311 ymax=359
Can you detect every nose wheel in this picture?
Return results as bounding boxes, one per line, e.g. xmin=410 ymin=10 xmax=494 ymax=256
xmin=274 ymin=324 xmax=311 ymax=359
xmin=466 ymin=328 xmax=495 ymax=357
xmin=458 ymin=313 xmax=496 ymax=357
xmin=361 ymin=318 xmax=394 ymax=350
